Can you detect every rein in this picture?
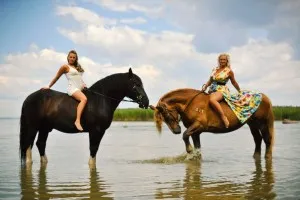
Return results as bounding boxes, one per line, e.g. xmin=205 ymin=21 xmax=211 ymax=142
xmin=163 ymin=91 xmax=204 ymax=123
xmin=182 ymin=91 xmax=203 ymax=113
xmin=85 ymin=89 xmax=137 ymax=103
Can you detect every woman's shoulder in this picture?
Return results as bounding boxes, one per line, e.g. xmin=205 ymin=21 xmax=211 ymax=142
xmin=59 ymin=64 xmax=70 ymax=72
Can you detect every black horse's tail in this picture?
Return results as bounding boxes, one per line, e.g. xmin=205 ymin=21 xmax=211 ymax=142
xmin=19 ymin=105 xmax=27 ymax=163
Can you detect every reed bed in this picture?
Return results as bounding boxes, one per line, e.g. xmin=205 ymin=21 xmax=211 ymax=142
xmin=113 ymin=106 xmax=300 ymax=121
xmin=273 ymin=106 xmax=300 ymax=120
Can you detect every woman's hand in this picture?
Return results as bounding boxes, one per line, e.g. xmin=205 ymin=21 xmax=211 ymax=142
xmin=41 ymin=86 xmax=50 ymax=90
xmin=201 ymin=84 xmax=207 ymax=92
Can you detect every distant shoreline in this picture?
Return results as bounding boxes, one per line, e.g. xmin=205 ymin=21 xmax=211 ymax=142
xmin=1 ymin=106 xmax=299 ymax=121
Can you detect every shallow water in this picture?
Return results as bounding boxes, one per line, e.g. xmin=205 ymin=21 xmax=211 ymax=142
xmin=0 ymin=119 xmax=299 ymax=199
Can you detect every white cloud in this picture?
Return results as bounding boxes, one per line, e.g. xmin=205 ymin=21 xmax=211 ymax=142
xmin=120 ymin=17 xmax=147 ymax=25
xmin=89 ymin=0 xmax=163 ymax=14
xmin=56 ymin=7 xmax=198 ymax=65
xmin=56 ymin=6 xmax=117 ymax=26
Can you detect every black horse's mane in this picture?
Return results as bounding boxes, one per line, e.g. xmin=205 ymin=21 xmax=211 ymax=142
xmin=89 ymin=72 xmax=127 ymax=92
xmin=89 ymin=72 xmax=141 ymax=92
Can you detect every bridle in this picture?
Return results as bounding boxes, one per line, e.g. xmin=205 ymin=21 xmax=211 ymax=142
xmin=85 ymin=79 xmax=144 ymax=105
xmin=160 ymin=91 xmax=203 ymax=124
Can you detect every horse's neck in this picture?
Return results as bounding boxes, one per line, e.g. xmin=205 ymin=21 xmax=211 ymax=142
xmin=90 ymin=75 xmax=128 ymax=108
xmin=164 ymin=90 xmax=199 ymax=112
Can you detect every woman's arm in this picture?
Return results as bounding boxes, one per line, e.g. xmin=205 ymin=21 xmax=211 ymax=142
xmin=201 ymin=77 xmax=212 ymax=92
xmin=42 ymin=65 xmax=68 ymax=89
xmin=229 ymin=70 xmax=241 ymax=92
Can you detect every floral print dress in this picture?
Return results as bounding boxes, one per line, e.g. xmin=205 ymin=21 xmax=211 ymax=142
xmin=208 ymin=66 xmax=262 ymax=123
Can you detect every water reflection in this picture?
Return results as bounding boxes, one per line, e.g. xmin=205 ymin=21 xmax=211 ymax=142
xmin=20 ymin=165 xmax=112 ymax=200
xmin=155 ymin=158 xmax=276 ymax=199
xmin=245 ymin=158 xmax=276 ymax=199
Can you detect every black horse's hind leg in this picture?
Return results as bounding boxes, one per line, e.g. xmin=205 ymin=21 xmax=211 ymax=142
xmin=25 ymin=128 xmax=39 ymax=165
xmin=248 ymin=121 xmax=262 ymax=159
xmin=89 ymin=128 xmax=105 ymax=168
xmin=36 ymin=129 xmax=50 ymax=165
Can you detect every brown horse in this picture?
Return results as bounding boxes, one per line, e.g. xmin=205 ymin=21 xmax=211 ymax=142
xmin=150 ymin=88 xmax=274 ymax=159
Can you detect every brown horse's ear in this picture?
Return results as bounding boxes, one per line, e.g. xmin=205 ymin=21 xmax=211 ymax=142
xmin=149 ymin=105 xmax=156 ymax=110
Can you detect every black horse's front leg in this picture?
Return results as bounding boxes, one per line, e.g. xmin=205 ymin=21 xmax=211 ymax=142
xmin=89 ymin=128 xmax=105 ymax=168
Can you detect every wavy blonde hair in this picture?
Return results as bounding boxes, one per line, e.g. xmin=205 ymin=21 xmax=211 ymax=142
xmin=218 ymin=53 xmax=231 ymax=68
xmin=67 ymin=50 xmax=84 ymax=72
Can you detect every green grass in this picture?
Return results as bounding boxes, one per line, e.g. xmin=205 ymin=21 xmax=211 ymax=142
xmin=113 ymin=108 xmax=154 ymax=121
xmin=273 ymin=106 xmax=300 ymax=121
xmin=113 ymin=106 xmax=300 ymax=121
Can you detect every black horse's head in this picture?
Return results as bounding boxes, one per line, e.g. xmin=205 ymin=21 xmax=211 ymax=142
xmin=126 ymin=68 xmax=149 ymax=109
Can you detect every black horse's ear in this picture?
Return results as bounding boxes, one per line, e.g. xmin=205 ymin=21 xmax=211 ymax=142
xmin=128 ymin=68 xmax=133 ymax=78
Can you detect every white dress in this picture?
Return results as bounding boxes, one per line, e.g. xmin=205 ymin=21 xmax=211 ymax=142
xmin=65 ymin=65 xmax=85 ymax=96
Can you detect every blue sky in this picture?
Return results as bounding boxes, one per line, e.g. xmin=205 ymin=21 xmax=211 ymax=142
xmin=0 ymin=0 xmax=299 ymax=117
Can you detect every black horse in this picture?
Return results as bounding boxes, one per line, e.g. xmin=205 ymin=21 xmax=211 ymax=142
xmin=20 ymin=68 xmax=149 ymax=167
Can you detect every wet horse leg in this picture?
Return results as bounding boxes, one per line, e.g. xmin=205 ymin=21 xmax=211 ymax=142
xmin=248 ymin=122 xmax=262 ymax=159
xmin=191 ymin=132 xmax=201 ymax=158
xmin=25 ymin=127 xmax=39 ymax=166
xmin=261 ymin=124 xmax=273 ymax=159
xmin=88 ymin=128 xmax=105 ymax=168
xmin=36 ymin=128 xmax=49 ymax=165
xmin=182 ymin=122 xmax=202 ymax=155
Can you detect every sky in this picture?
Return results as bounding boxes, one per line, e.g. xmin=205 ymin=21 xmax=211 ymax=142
xmin=0 ymin=0 xmax=299 ymax=117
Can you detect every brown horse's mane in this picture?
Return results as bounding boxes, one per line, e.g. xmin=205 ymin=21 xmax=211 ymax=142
xmin=158 ymin=88 xmax=199 ymax=104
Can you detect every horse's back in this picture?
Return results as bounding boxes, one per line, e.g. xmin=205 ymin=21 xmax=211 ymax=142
xmin=251 ymin=93 xmax=273 ymax=121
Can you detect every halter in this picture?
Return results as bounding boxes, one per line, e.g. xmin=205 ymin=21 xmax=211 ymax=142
xmin=85 ymin=79 xmax=144 ymax=105
xmin=160 ymin=91 xmax=204 ymax=124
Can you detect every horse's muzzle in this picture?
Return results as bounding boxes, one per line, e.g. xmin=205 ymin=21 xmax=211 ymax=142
xmin=139 ymin=96 xmax=149 ymax=109
xmin=173 ymin=126 xmax=181 ymax=134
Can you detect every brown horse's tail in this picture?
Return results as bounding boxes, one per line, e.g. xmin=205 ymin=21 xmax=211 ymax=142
xmin=268 ymin=100 xmax=275 ymax=150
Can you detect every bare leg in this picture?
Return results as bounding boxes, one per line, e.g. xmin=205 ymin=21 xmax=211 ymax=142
xmin=209 ymin=92 xmax=229 ymax=128
xmin=72 ymin=90 xmax=87 ymax=131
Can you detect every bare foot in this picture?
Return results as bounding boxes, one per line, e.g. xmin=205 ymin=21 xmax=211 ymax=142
xmin=75 ymin=121 xmax=83 ymax=131
xmin=222 ymin=116 xmax=230 ymax=128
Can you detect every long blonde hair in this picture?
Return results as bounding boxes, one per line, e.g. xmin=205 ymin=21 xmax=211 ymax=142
xmin=218 ymin=53 xmax=231 ymax=68
xmin=67 ymin=50 xmax=84 ymax=72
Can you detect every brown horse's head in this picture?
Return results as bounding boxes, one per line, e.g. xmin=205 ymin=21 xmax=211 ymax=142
xmin=150 ymin=103 xmax=181 ymax=134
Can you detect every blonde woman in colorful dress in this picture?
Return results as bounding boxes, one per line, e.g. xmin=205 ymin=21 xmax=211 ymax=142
xmin=201 ymin=53 xmax=262 ymax=128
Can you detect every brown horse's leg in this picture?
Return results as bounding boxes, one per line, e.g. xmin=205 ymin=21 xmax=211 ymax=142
xmin=191 ymin=132 xmax=201 ymax=149
xmin=183 ymin=122 xmax=202 ymax=154
xmin=191 ymin=132 xmax=202 ymax=158
xmin=261 ymin=123 xmax=274 ymax=159
xmin=260 ymin=105 xmax=275 ymax=159
xmin=248 ymin=121 xmax=262 ymax=158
